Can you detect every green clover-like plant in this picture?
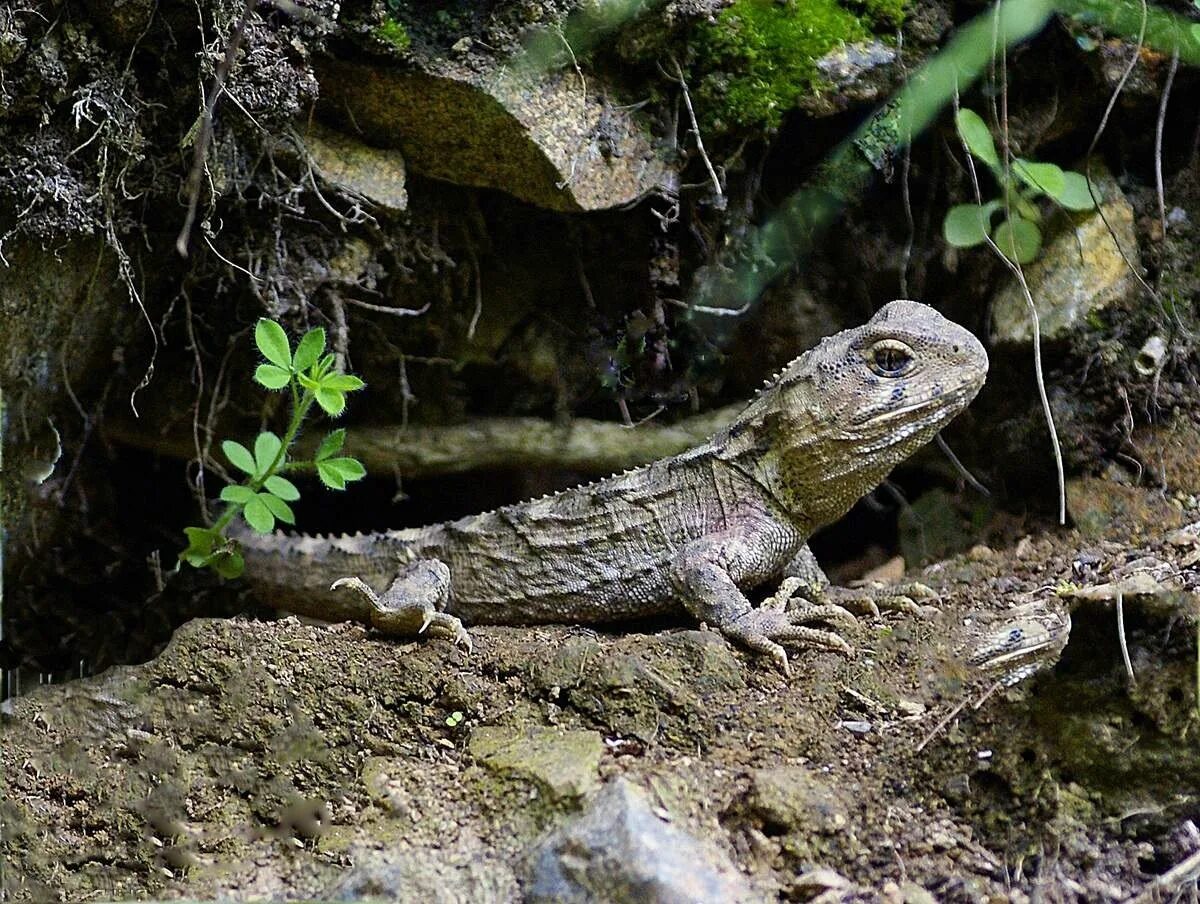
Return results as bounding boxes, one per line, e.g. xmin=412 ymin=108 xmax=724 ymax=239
xmin=180 ymin=319 xmax=367 ymax=577
xmin=943 ymin=108 xmax=1097 ymax=264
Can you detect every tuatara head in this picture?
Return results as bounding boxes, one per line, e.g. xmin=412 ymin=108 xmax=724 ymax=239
xmin=724 ymin=299 xmax=989 ymax=527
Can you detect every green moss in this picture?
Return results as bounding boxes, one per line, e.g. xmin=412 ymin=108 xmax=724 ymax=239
xmin=851 ymin=0 xmax=908 ymax=28
xmin=692 ymin=0 xmax=904 ymax=134
xmin=374 ymin=17 xmax=411 ymax=52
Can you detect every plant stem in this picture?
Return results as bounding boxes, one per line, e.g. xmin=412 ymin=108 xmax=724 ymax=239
xmin=210 ymin=378 xmax=315 ymax=536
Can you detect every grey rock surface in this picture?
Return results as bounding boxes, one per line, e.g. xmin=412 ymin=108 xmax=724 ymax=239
xmin=524 ymin=777 xmax=759 ymax=904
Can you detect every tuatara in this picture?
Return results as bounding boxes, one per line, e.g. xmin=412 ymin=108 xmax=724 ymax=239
xmin=237 ymin=300 xmax=990 ymax=672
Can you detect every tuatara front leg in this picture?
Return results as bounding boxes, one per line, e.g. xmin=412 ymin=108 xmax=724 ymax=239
xmin=670 ymin=530 xmax=857 ymax=675
xmin=332 ymin=559 xmax=473 ymax=651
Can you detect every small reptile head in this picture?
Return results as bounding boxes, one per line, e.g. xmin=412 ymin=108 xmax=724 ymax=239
xmin=738 ymin=299 xmax=988 ymax=525
xmin=832 ymin=298 xmax=988 ymax=448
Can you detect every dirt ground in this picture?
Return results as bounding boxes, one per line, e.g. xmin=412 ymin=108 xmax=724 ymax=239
xmin=2 ymin=439 xmax=1198 ymax=902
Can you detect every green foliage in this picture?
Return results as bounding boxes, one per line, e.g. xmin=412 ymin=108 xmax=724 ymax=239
xmin=180 ymin=320 xmax=367 ymax=578
xmin=853 ymin=0 xmax=908 ymax=28
xmin=942 ymin=108 xmax=1096 ymax=264
xmin=693 ymin=0 xmax=877 ymax=133
xmin=374 ymin=16 xmax=412 ymax=52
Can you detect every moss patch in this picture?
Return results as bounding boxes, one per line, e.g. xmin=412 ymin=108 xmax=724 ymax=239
xmin=692 ymin=0 xmax=904 ymax=134
xmin=374 ymin=16 xmax=411 ymax=52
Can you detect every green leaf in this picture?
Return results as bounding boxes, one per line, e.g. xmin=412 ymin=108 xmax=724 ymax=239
xmin=315 ymin=388 xmax=347 ymax=417
xmin=293 ymin=327 xmax=326 ymax=372
xmin=956 ymin=108 xmax=999 ymax=167
xmin=181 ymin=550 xmax=209 ymax=567
xmin=258 ymin=492 xmax=295 ymax=525
xmin=254 ymin=363 xmax=292 ymax=390
xmin=316 ymin=457 xmax=365 ymax=489
xmin=1013 ymin=159 xmax=1066 ymax=198
xmin=943 ymin=202 xmax=1000 ymax=247
xmin=319 ymin=374 xmax=366 ymax=393
xmin=220 ymin=484 xmax=256 ymax=504
xmin=315 ymin=429 xmax=346 ymax=462
xmin=222 ymin=440 xmax=257 ymax=476
xmin=1055 ymin=171 xmax=1098 ymax=211
xmin=263 ymin=474 xmax=300 ymax=501
xmin=993 ymin=216 xmax=1043 ymax=264
xmin=326 ymin=457 xmax=367 ymax=481
xmin=297 ymin=372 xmax=320 ymax=391
xmin=211 ymin=550 xmax=245 ymax=579
xmin=243 ymin=497 xmax=275 ymax=532
xmin=254 ymin=431 xmax=283 ymax=476
xmin=317 ymin=460 xmax=346 ymax=490
xmin=255 ymin=319 xmax=292 ymax=369
xmin=181 ymin=526 xmax=218 ymax=561
xmin=1013 ymin=194 xmax=1042 ymax=223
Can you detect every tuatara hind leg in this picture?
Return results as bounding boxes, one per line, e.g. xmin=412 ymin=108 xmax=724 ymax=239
xmin=332 ymin=559 xmax=472 ymax=652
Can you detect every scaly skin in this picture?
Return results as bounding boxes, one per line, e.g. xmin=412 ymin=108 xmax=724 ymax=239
xmin=237 ymin=300 xmax=990 ymax=672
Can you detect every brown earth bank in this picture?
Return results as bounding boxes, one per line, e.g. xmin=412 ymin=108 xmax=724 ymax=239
xmin=2 ymin=457 xmax=1198 ymax=902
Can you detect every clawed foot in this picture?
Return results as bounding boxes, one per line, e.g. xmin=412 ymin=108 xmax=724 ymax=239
xmin=777 ymin=576 xmax=939 ymax=620
xmin=741 ymin=577 xmax=939 ymax=675
xmin=723 ymin=606 xmax=855 ymax=677
xmin=331 ymin=561 xmax=472 ymax=653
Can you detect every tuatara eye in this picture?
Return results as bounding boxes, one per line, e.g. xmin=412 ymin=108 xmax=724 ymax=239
xmin=869 ymin=339 xmax=914 ymax=377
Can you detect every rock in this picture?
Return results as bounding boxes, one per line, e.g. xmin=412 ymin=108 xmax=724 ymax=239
xmin=315 ymin=58 xmax=671 ymax=212
xmin=747 ymin=767 xmax=849 ymax=836
xmin=798 ymin=40 xmax=898 ymax=116
xmin=861 ymin=555 xmax=906 ymax=584
xmin=299 ymin=122 xmax=408 ymax=212
xmin=469 ymin=725 xmax=603 ymax=802
xmin=1 ymin=238 xmax=136 ymax=573
xmin=1133 ymin=417 xmax=1200 ymax=495
xmin=794 ymin=868 xmax=854 ymax=899
xmin=1066 ymin=476 xmax=1184 ymax=539
xmin=990 ymin=166 xmax=1140 ymax=345
xmin=325 ymin=844 xmax=515 ymax=902
xmin=524 ymin=630 xmax=745 ymax=745
xmin=523 ymin=777 xmax=757 ymax=904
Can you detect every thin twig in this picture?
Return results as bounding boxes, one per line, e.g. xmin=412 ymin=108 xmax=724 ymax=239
xmin=1154 ymin=49 xmax=1179 ymax=251
xmin=203 ymin=232 xmax=262 ymax=282
xmin=341 ymin=297 xmax=432 ymax=317
xmin=466 ymin=247 xmax=483 ymax=340
xmin=667 ymin=58 xmax=723 ymax=206
xmin=176 ymin=0 xmax=255 ymax=257
xmin=953 ymin=86 xmax=1066 ymax=525
xmin=916 ymin=675 xmax=1007 ymax=753
xmin=935 ymin=433 xmax=991 ymax=497
xmin=915 ymin=697 xmax=969 ymax=753
xmin=663 ymin=297 xmax=751 ymax=317
xmin=1116 ymin=590 xmax=1136 ymax=684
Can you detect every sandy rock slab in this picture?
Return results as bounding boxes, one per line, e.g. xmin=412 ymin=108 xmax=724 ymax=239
xmin=315 ymin=57 xmax=672 ymax=212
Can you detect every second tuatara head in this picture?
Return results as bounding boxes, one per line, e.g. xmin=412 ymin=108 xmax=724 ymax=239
xmin=719 ymin=299 xmax=989 ymax=529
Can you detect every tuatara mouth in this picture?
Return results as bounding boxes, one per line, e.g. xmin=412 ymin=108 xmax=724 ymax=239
xmin=962 ymin=599 xmax=1073 ymax=687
